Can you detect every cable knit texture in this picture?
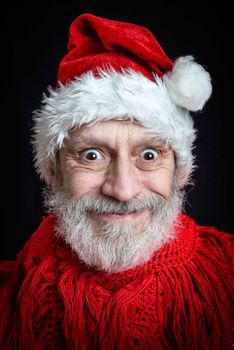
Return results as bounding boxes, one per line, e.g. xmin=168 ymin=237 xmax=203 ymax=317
xmin=0 ymin=214 xmax=233 ymax=349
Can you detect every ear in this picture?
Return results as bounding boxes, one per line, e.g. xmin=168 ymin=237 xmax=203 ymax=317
xmin=43 ymin=161 xmax=57 ymax=190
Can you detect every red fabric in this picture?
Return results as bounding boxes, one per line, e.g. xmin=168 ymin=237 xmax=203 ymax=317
xmin=58 ymin=13 xmax=173 ymax=85
xmin=0 ymin=214 xmax=233 ymax=349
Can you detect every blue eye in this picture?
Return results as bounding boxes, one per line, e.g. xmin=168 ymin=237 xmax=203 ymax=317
xmin=141 ymin=148 xmax=159 ymax=160
xmin=82 ymin=149 xmax=102 ymax=160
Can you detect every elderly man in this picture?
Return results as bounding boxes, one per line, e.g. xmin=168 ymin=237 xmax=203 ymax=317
xmin=0 ymin=13 xmax=232 ymax=350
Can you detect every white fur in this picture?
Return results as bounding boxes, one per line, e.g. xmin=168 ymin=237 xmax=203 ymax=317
xmin=163 ymin=56 xmax=212 ymax=111
xmin=32 ymin=68 xmax=199 ymax=187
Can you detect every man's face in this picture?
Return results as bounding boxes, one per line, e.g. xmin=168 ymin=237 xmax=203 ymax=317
xmin=58 ymin=120 xmax=175 ymax=221
xmin=48 ymin=120 xmax=180 ymax=272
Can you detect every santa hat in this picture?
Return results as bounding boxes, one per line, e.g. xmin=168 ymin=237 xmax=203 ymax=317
xmin=32 ymin=13 xmax=212 ymax=187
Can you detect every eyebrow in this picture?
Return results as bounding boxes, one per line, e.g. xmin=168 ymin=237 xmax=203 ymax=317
xmin=68 ymin=134 xmax=168 ymax=149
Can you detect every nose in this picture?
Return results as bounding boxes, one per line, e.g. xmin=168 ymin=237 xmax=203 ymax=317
xmin=101 ymin=155 xmax=141 ymax=202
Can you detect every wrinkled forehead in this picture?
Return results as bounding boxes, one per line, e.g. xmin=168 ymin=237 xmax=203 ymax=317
xmin=66 ymin=119 xmax=169 ymax=149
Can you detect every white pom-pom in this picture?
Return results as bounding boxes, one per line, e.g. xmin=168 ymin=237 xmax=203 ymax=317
xmin=163 ymin=56 xmax=212 ymax=111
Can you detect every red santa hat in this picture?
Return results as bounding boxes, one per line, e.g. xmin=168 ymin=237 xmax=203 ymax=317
xmin=33 ymin=13 xmax=212 ymax=187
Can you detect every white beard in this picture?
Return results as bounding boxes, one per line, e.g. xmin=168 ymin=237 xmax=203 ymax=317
xmin=45 ymin=187 xmax=183 ymax=273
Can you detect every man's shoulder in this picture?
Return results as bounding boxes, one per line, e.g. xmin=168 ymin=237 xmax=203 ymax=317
xmin=0 ymin=215 xmax=60 ymax=281
xmin=179 ymin=212 xmax=233 ymax=238
xmin=178 ymin=212 xmax=233 ymax=264
xmin=27 ymin=214 xmax=57 ymax=248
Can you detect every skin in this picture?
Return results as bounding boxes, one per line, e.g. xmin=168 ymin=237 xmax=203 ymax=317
xmin=50 ymin=120 xmax=175 ymax=229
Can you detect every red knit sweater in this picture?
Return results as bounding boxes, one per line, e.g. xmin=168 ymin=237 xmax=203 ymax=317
xmin=0 ymin=214 xmax=233 ymax=349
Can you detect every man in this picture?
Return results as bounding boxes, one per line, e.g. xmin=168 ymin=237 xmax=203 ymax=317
xmin=0 ymin=13 xmax=232 ymax=349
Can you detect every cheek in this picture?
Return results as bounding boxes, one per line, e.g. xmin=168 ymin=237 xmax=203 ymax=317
xmin=143 ymin=168 xmax=174 ymax=199
xmin=62 ymin=171 xmax=104 ymax=198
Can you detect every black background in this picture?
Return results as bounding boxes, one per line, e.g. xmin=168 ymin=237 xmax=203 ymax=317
xmin=1 ymin=1 xmax=232 ymax=260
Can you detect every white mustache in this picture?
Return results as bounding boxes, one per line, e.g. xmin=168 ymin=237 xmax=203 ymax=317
xmin=65 ymin=194 xmax=166 ymax=215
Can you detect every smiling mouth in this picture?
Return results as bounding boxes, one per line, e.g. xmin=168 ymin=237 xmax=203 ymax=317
xmin=90 ymin=210 xmax=145 ymax=222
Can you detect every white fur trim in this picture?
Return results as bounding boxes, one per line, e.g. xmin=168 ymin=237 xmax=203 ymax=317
xmin=32 ymin=69 xmax=197 ymax=187
xmin=163 ymin=56 xmax=212 ymax=111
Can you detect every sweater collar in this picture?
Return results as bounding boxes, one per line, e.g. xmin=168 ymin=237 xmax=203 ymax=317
xmin=34 ymin=213 xmax=196 ymax=291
